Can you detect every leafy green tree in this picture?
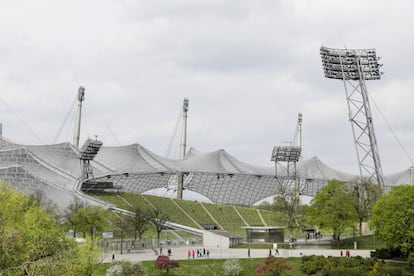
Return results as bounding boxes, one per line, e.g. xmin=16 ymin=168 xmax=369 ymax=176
xmin=0 ymin=182 xmax=101 ymax=275
xmin=128 ymin=205 xmax=151 ymax=241
xmin=351 ymin=179 xmax=382 ymax=236
xmin=370 ymin=184 xmax=414 ymax=255
xmin=273 ymin=184 xmax=307 ymax=240
xmin=307 ymin=179 xmax=356 ymax=246
xmin=113 ymin=214 xmax=132 ymax=254
xmin=28 ymin=189 xmax=59 ymax=218
xmin=150 ymin=208 xmax=169 ymax=247
xmin=69 ymin=205 xmax=109 ymax=239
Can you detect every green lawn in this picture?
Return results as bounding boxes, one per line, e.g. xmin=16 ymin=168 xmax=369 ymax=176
xmin=337 ymin=234 xmax=385 ymax=249
xmin=237 ymin=206 xmax=265 ymax=226
xmin=141 ymin=257 xmax=302 ymax=276
xmin=202 ymin=202 xmax=247 ymax=237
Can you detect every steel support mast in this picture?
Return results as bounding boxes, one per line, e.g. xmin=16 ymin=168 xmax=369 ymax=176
xmin=72 ymin=86 xmax=85 ymax=149
xmin=177 ymin=98 xmax=189 ymax=199
xmin=320 ymin=46 xmax=384 ymax=187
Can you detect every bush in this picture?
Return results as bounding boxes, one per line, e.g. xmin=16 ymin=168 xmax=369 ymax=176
xmin=106 ymin=261 xmax=142 ymax=276
xmin=256 ymin=256 xmax=292 ymax=276
xmin=301 ymin=255 xmax=326 ymax=274
xmin=371 ymin=248 xmax=403 ymax=259
xmin=301 ymin=255 xmax=377 ymax=275
xmin=381 ymin=267 xmax=404 ymax=276
xmin=223 ymin=258 xmax=242 ymax=276
xmin=408 ymin=252 xmax=414 ymax=267
xmin=155 ymin=255 xmax=179 ymax=273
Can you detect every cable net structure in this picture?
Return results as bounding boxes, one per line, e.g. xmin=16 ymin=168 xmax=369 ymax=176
xmin=0 ymin=134 xmax=411 ymax=209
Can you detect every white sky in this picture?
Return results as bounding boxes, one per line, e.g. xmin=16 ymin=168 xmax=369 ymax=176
xmin=0 ymin=0 xmax=413 ymax=175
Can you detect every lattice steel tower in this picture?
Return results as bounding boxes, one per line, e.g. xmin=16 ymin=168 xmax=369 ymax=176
xmin=320 ymin=46 xmax=384 ymax=187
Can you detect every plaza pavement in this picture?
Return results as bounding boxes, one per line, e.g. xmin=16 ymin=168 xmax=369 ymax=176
xmin=101 ymin=246 xmax=372 ymax=263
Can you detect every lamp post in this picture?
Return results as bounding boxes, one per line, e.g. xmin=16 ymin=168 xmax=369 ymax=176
xmin=320 ymin=46 xmax=384 ymax=187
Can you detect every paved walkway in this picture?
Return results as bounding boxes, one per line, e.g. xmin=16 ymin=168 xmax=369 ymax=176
xmin=102 ymin=247 xmax=372 ymax=263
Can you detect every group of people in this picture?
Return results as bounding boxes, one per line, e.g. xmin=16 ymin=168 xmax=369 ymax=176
xmin=157 ymin=246 xmax=173 ymax=256
xmin=188 ymin=248 xmax=210 ymax=259
xmin=268 ymin=248 xmax=279 ymax=256
xmin=247 ymin=248 xmax=280 ymax=258
xmin=340 ymin=250 xmax=351 ymax=257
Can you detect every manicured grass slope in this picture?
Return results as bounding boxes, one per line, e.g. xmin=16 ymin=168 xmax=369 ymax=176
xmin=201 ymin=202 xmax=247 ymax=237
xmin=91 ymin=192 xmax=283 ymax=238
xmin=236 ymin=206 xmax=264 ymax=226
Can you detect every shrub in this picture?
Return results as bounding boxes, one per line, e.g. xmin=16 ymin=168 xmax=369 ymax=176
xmin=255 ymin=256 xmax=292 ymax=276
xmin=408 ymin=252 xmax=414 ymax=267
xmin=301 ymin=255 xmax=326 ymax=274
xmin=223 ymin=258 xmax=242 ymax=276
xmin=155 ymin=255 xmax=179 ymax=273
xmin=302 ymin=255 xmax=377 ymax=275
xmin=371 ymin=248 xmax=402 ymax=259
xmin=106 ymin=261 xmax=142 ymax=276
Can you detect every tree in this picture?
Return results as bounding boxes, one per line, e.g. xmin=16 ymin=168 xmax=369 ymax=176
xmin=128 ymin=205 xmax=151 ymax=241
xmin=64 ymin=197 xmax=88 ymax=236
xmin=0 ymin=182 xmax=101 ymax=275
xmin=351 ymin=179 xmax=382 ymax=236
xmin=69 ymin=205 xmax=109 ymax=239
xmin=113 ymin=215 xmax=131 ymax=255
xmin=273 ymin=183 xmax=306 ymax=240
xmin=150 ymin=208 xmax=169 ymax=247
xmin=28 ymin=189 xmax=59 ymax=218
xmin=307 ymin=179 xmax=356 ymax=246
xmin=370 ymin=185 xmax=414 ymax=255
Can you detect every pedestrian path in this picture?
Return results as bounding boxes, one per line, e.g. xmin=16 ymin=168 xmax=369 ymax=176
xmin=102 ymin=247 xmax=372 ymax=263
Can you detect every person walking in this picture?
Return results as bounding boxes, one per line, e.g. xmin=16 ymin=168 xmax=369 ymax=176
xmin=248 ymin=248 xmax=251 ymax=258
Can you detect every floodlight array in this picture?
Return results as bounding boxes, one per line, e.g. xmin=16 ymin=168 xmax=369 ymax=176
xmin=80 ymin=138 xmax=103 ymax=161
xmin=271 ymin=146 xmax=301 ymax=162
xmin=320 ymin=46 xmax=382 ymax=80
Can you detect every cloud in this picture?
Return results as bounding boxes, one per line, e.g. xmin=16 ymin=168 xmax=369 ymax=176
xmin=0 ymin=0 xmax=413 ymax=178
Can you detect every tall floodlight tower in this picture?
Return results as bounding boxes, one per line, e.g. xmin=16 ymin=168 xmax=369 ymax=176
xmin=177 ymin=98 xmax=189 ymax=199
xmin=271 ymin=145 xmax=301 ymax=240
xmin=72 ymin=86 xmax=85 ymax=148
xmin=79 ymin=138 xmax=103 ymax=191
xmin=271 ymin=146 xmax=301 ymax=182
xmin=320 ymin=46 xmax=384 ymax=187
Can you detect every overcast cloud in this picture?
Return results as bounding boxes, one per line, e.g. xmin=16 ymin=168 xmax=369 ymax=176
xmin=0 ymin=0 xmax=413 ymax=175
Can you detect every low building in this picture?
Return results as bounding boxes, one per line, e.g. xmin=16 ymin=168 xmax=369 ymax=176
xmin=244 ymin=226 xmax=285 ymax=243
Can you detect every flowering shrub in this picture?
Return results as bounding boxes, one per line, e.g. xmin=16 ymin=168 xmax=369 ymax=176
xmin=223 ymin=258 xmax=242 ymax=276
xmin=155 ymin=255 xmax=179 ymax=274
xmin=255 ymin=256 xmax=292 ymax=276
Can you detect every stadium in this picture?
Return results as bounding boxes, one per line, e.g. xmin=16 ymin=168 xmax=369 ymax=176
xmin=0 ymin=131 xmax=411 ymax=210
xmin=1 ymin=47 xmax=413 ymax=221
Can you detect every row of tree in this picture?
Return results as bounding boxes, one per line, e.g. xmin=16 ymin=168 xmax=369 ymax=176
xmin=274 ymin=178 xmax=414 ymax=257
xmin=64 ymin=197 xmax=170 ymax=249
